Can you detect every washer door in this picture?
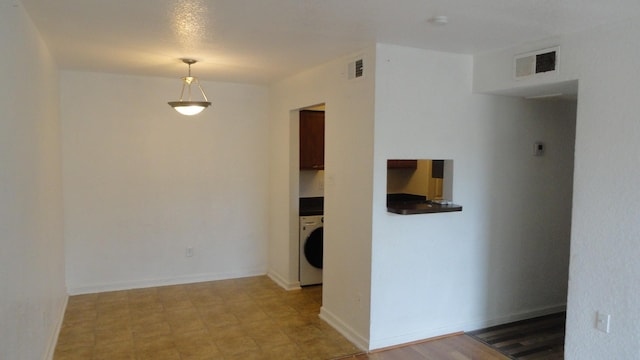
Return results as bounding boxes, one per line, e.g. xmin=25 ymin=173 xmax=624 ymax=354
xmin=304 ymin=227 xmax=323 ymax=269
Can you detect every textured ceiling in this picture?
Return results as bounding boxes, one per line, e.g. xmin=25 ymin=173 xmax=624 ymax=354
xmin=20 ymin=0 xmax=640 ymax=84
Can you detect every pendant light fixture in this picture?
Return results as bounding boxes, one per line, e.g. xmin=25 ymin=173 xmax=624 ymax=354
xmin=168 ymin=58 xmax=211 ymax=116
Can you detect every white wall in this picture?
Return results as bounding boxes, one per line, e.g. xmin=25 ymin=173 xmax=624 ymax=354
xmin=475 ymin=18 xmax=640 ymax=360
xmin=369 ymin=44 xmax=576 ymax=349
xmin=0 ymin=2 xmax=67 ymax=359
xmin=299 ymin=170 xmax=324 ymax=197
xmin=61 ymin=71 xmax=269 ymax=294
xmin=269 ymin=48 xmax=376 ymax=348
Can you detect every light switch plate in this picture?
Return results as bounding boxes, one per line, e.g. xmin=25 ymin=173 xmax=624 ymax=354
xmin=596 ymin=311 xmax=611 ymax=333
xmin=533 ymin=141 xmax=545 ymax=156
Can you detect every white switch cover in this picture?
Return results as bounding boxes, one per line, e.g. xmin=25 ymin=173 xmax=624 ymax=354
xmin=596 ymin=311 xmax=611 ymax=333
xmin=533 ymin=141 xmax=545 ymax=156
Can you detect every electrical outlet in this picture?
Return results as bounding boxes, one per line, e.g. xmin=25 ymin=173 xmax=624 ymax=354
xmin=186 ymin=247 xmax=193 ymax=257
xmin=596 ymin=311 xmax=611 ymax=333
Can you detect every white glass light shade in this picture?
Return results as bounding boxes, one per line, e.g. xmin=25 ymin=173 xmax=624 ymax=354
xmin=168 ymin=101 xmax=211 ymax=116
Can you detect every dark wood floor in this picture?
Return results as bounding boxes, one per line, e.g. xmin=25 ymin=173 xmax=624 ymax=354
xmin=337 ymin=334 xmax=510 ymax=360
xmin=468 ymin=312 xmax=566 ymax=359
xmin=336 ymin=313 xmax=565 ymax=360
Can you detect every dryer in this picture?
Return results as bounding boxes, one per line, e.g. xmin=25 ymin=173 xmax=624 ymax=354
xmin=299 ymin=215 xmax=323 ymax=286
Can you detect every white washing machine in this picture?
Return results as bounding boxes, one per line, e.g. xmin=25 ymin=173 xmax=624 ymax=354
xmin=299 ymin=215 xmax=323 ymax=286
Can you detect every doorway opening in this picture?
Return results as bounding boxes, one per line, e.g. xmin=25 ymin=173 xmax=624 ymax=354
xmin=298 ymin=103 xmax=325 ymax=288
xmin=477 ymin=83 xmax=577 ymax=359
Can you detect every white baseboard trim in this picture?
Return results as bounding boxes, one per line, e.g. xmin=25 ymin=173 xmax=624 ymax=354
xmin=319 ymin=306 xmax=369 ymax=351
xmin=267 ymin=270 xmax=301 ymax=291
xmin=67 ymin=269 xmax=267 ymax=295
xmin=45 ymin=294 xmax=68 ymax=360
xmin=369 ymin=323 xmax=462 ymax=350
xmin=465 ymin=303 xmax=567 ymax=332
xmin=368 ymin=303 xmax=567 ymax=350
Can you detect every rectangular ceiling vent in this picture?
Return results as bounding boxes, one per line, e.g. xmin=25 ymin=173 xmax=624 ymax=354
xmin=514 ymin=47 xmax=559 ymax=79
xmin=348 ymin=58 xmax=364 ymax=80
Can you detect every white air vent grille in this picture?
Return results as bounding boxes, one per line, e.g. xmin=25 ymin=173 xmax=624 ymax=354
xmin=348 ymin=58 xmax=364 ymax=80
xmin=514 ymin=47 xmax=559 ymax=79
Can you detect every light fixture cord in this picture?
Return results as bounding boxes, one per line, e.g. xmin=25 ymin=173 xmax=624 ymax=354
xmin=179 ymin=82 xmax=187 ymax=102
xmin=195 ymin=79 xmax=209 ymax=102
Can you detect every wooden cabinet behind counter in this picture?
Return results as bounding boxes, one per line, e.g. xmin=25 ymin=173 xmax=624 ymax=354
xmin=387 ymin=160 xmax=417 ymax=169
xmin=299 ymin=110 xmax=325 ymax=170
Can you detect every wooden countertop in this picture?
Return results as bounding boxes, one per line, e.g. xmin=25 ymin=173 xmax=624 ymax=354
xmin=386 ymin=194 xmax=462 ymax=215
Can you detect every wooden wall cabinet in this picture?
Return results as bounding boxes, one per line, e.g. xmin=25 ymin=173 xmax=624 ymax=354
xmin=387 ymin=159 xmax=417 ymax=169
xmin=299 ymin=110 xmax=325 ymax=170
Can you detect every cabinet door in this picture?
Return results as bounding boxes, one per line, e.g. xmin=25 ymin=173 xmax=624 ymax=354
xmin=387 ymin=160 xmax=417 ymax=169
xmin=300 ymin=110 xmax=325 ymax=170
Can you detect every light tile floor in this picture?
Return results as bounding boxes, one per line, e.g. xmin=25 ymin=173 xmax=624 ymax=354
xmin=54 ymin=276 xmax=362 ymax=360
